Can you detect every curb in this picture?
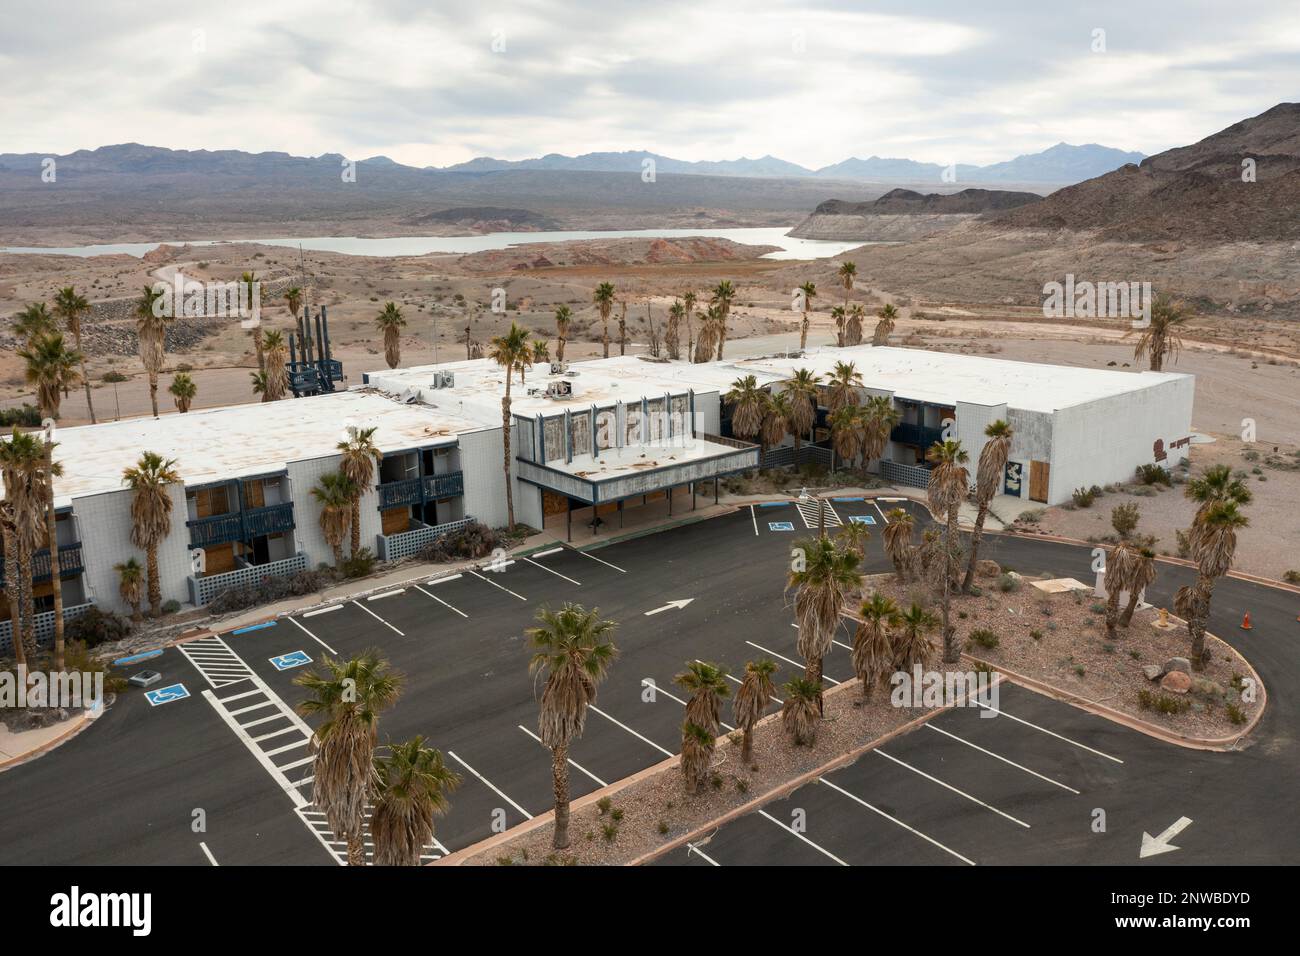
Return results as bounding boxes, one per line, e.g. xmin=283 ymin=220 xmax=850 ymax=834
xmin=0 ymin=707 xmax=101 ymax=774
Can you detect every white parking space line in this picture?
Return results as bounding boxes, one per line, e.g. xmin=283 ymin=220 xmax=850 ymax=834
xmin=524 ymin=556 xmax=582 ymax=585
xmin=413 ymin=583 xmax=468 ymax=618
xmin=351 ymin=599 xmax=405 ymax=636
xmin=279 ymin=755 xmax=316 ymax=771
xmin=642 ymin=679 xmax=736 ymax=731
xmin=870 ymin=500 xmax=891 ymax=525
xmin=744 ymin=640 xmax=841 ymax=684
xmin=368 ymin=588 xmax=406 ymax=601
xmin=758 ymin=810 xmax=849 ymax=866
xmin=817 ymin=777 xmax=975 ymax=866
xmin=925 ymin=724 xmax=1080 ymax=794
xmin=241 ymin=713 xmax=287 ymax=730
xmin=573 ymin=548 xmax=626 ymax=573
xmin=303 ymin=604 xmax=342 ymax=618
xmin=447 ymin=751 xmax=534 ymax=819
xmin=750 ymin=504 xmax=758 ymax=536
xmin=968 ymin=699 xmax=1124 ymax=764
xmin=468 ymin=568 xmax=527 ymax=601
xmin=230 ymin=700 xmax=276 ymax=717
xmin=589 ymin=705 xmax=675 ymax=757
xmin=873 ymin=748 xmax=1030 ymax=828
xmin=218 ymin=689 xmax=262 ymax=704
xmin=253 ymin=725 xmax=300 ymax=744
xmin=288 ymin=615 xmax=339 ymax=655
xmin=517 ymin=725 xmax=609 ymax=787
xmin=687 ymin=843 xmax=721 ymax=866
xmin=532 ymin=547 xmax=564 ymax=558
xmin=199 ymin=841 xmax=218 ymax=866
xmin=427 ymin=573 xmax=462 ymax=584
xmin=266 ymin=739 xmax=311 ymax=757
xmin=712 ymin=662 xmax=785 ymax=705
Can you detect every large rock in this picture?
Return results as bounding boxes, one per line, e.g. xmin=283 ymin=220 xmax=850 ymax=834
xmin=1160 ymin=671 xmax=1193 ymax=694
xmin=1162 ymin=657 xmax=1192 ymax=676
xmin=1142 ymin=665 xmax=1164 ymax=681
xmin=976 ymin=560 xmax=1001 ymax=578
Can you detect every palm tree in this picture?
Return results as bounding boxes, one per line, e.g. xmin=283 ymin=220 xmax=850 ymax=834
xmin=527 ymin=602 xmax=618 ymax=848
xmin=781 ymin=678 xmax=821 ymax=746
xmin=724 ymin=375 xmax=766 ymax=442
xmin=829 ymin=406 xmax=863 ymax=474
xmin=240 ymin=271 xmax=264 ymax=371
xmin=249 ymin=368 xmax=269 ymax=401
xmin=665 ymin=300 xmax=684 ymax=360
xmin=122 ymin=451 xmax=180 ymax=616
xmin=0 ymin=429 xmax=46 ymax=660
xmin=926 ymin=439 xmax=970 ymax=663
xmin=375 ymin=301 xmax=405 ymax=369
xmin=882 ymin=507 xmax=916 ymax=582
xmin=961 ymin=420 xmax=1014 ymax=592
xmin=12 ymin=303 xmax=57 ymax=346
xmin=760 ymin=391 xmax=790 ymax=454
xmin=296 ymin=650 xmax=402 ymax=866
xmin=38 ymin=434 xmax=66 ymax=668
xmin=1177 ymin=500 xmax=1248 ymax=669
xmin=853 ymin=593 xmax=899 ymax=701
xmin=593 ymin=282 xmax=616 ymax=358
xmin=617 ymin=298 xmax=628 ymax=356
xmin=826 ymin=361 xmax=862 ymax=414
xmin=262 ymin=329 xmax=289 ymax=401
xmin=489 ymin=322 xmax=531 ymax=531
xmin=19 ymin=333 xmax=82 ymax=420
xmin=859 ymin=394 xmax=899 ymax=472
xmin=693 ymin=305 xmax=720 ymax=363
xmin=1129 ymin=293 xmax=1188 ymax=372
xmin=135 ymin=285 xmax=171 ymax=418
xmin=115 ymin=557 xmax=144 ymax=623
xmin=0 ymin=500 xmax=23 ymax=666
xmin=532 ymin=340 xmax=550 ymax=367
xmin=553 ymin=305 xmax=572 ymax=363
xmin=893 ymin=602 xmax=939 ymax=673
xmin=1103 ymin=540 xmax=1137 ymax=641
xmin=797 ymin=281 xmax=817 ymax=350
xmin=1185 ymin=463 xmax=1252 ymax=521
xmin=370 ymin=736 xmax=460 ymax=866
xmin=311 ymin=473 xmax=355 ymax=567
xmin=787 ymin=535 xmax=863 ymax=714
xmin=710 ymin=280 xmax=735 ymax=359
xmin=873 ymin=303 xmax=898 ymax=346
xmin=682 ymin=290 xmax=698 ymax=359
xmin=168 ymin=373 xmax=197 ymax=413
xmin=680 ymin=721 xmax=716 ymax=794
xmin=830 ymin=305 xmax=847 ymax=347
xmin=845 ymin=304 xmax=865 ymax=346
xmin=784 ymin=368 xmax=821 ymax=459
xmin=337 ymin=426 xmax=382 ymax=559
xmin=732 ymin=658 xmax=778 ymax=764
xmin=1120 ymin=547 xmax=1157 ymax=627
xmin=54 ymin=287 xmax=95 ymax=423
xmin=282 ymin=286 xmax=304 ymax=326
xmin=674 ymin=661 xmax=730 ymax=737
xmin=835 ymin=519 xmax=870 ymax=559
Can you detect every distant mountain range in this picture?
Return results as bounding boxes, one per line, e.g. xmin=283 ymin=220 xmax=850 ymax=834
xmin=442 ymin=143 xmax=1145 ymax=184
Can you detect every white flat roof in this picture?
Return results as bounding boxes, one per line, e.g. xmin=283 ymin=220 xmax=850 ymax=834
xmin=15 ymin=389 xmax=488 ymax=503
xmin=538 ymin=436 xmax=746 ymax=482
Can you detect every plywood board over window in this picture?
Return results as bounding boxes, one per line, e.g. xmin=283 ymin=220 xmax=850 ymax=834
xmin=381 ymin=507 xmax=410 ymax=536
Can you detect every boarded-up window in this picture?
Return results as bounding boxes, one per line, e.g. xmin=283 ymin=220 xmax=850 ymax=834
xmin=570 ymin=414 xmax=592 ymax=458
xmin=543 ymin=416 xmax=565 ymax=462
xmin=382 ymin=507 xmax=410 ymax=536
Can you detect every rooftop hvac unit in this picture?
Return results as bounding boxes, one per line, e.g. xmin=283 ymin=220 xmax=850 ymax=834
xmin=545 ymin=380 xmax=573 ymax=399
xmin=431 ymin=371 xmax=455 ymax=389
xmin=548 ymin=362 xmax=567 ymax=375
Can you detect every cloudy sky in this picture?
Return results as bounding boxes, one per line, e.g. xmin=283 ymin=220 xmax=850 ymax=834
xmin=2 ymin=0 xmax=1297 ymax=168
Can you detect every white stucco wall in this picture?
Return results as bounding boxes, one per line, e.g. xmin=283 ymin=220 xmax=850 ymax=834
xmin=75 ymin=484 xmax=191 ymax=614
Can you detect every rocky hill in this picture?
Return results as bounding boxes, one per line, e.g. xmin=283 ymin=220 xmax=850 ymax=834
xmin=995 ymin=103 xmax=1300 ymax=240
xmin=789 ymin=188 xmax=1042 ymax=239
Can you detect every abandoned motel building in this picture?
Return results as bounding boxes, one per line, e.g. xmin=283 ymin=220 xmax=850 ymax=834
xmin=0 ymin=345 xmax=1192 ymax=652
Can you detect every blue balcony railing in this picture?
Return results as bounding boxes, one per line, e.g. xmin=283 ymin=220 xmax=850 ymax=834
xmin=188 ymin=503 xmax=295 ymax=548
xmin=423 ymin=471 xmax=464 ymax=499
xmin=0 ymin=543 xmax=84 ymax=588
xmin=377 ymin=470 xmax=464 ymax=510
xmin=377 ymin=477 xmax=423 ymax=509
xmin=890 ymin=422 xmax=945 ymax=449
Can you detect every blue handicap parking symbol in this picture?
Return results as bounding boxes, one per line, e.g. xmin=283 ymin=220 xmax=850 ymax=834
xmin=145 ymin=683 xmax=190 ymax=706
xmin=849 ymin=515 xmax=876 ymax=525
xmin=769 ymin=521 xmax=795 ymax=531
xmin=269 ymin=650 xmax=313 ymax=671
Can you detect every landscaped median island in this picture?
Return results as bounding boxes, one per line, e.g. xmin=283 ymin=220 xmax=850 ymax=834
xmin=867 ymin=566 xmax=1264 ymax=744
xmin=445 ymin=677 xmax=942 ymax=866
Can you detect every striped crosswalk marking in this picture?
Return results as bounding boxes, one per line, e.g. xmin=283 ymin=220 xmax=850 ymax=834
xmin=795 ymin=494 xmax=842 ymax=529
xmin=178 ymin=635 xmax=256 ymax=689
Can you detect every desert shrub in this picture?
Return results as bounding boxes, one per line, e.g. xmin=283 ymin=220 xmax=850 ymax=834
xmin=101 ymin=370 xmax=128 ymax=383
xmin=1175 ymin=528 xmax=1193 ymax=559
xmin=1072 ymin=487 xmax=1097 ymax=507
xmin=64 ymin=639 xmax=128 ymax=694
xmin=1284 ymin=570 xmax=1300 ymax=584
xmin=1137 ymin=689 xmax=1191 ymax=715
xmin=997 ymin=573 xmax=1020 ymax=593
xmin=417 ymin=521 xmax=500 ymax=562
xmin=968 ymin=628 xmax=999 ymax=650
xmin=0 ymin=404 xmax=42 ymax=427
xmin=1111 ymin=502 xmax=1140 ymax=538
xmin=207 ymin=568 xmax=336 ymax=614
xmin=1135 ymin=464 xmax=1171 ymax=487
xmin=1030 ymin=628 xmax=1043 ymax=640
xmin=161 ymin=599 xmax=181 ymax=615
xmin=64 ymin=607 xmax=132 ymax=648
xmin=340 ymin=546 xmax=377 ymax=579
xmin=1226 ymin=703 xmax=1247 ymax=725
xmin=1017 ymin=509 xmax=1044 ymax=524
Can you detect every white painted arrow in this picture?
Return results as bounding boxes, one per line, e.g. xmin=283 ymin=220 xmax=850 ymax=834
xmin=645 ymin=599 xmax=694 ymax=616
xmin=1140 ymin=816 xmax=1192 ymax=858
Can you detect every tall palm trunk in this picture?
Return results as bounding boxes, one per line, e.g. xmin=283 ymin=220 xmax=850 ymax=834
xmin=961 ymin=501 xmax=990 ymax=593
xmin=145 ymin=543 xmax=162 ymax=617
xmin=2 ymin=515 xmax=25 ymax=669
xmin=45 ymin=441 xmax=64 ymax=670
xmin=1189 ymin=573 xmax=1214 ymax=668
xmin=1120 ymin=589 xmax=1143 ymax=627
xmin=799 ymin=312 xmax=809 ymax=350
xmin=74 ymin=335 xmax=96 ymax=424
xmin=148 ymin=371 xmax=160 ymax=418
xmin=501 ymin=389 xmax=515 ymax=530
xmin=17 ymin=544 xmax=36 ymax=661
xmin=346 ymin=833 xmax=366 ymax=866
xmin=349 ymin=499 xmax=362 ymax=558
xmin=740 ymin=727 xmax=754 ymax=765
xmin=941 ymin=503 xmax=960 ymax=663
xmin=551 ymin=744 xmax=571 ymax=849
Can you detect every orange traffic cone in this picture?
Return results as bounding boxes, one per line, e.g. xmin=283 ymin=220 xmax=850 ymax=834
xmin=1241 ymin=613 xmax=1253 ymax=630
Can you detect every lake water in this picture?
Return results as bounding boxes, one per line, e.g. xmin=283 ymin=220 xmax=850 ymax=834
xmin=1 ymin=227 xmax=870 ymax=261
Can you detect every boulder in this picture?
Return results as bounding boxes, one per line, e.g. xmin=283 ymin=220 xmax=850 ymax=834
xmin=1160 ymin=671 xmax=1193 ymax=694
xmin=976 ymin=560 xmax=1001 ymax=578
xmin=1142 ymin=665 xmax=1164 ymax=681
xmin=1162 ymin=657 xmax=1192 ymax=676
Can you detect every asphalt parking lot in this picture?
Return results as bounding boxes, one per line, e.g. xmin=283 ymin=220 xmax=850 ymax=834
xmin=2 ymin=497 xmax=1296 ymax=865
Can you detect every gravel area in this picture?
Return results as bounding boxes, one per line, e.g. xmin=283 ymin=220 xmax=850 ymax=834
xmin=458 ymin=682 xmax=937 ymax=866
xmin=865 ymin=572 xmax=1262 ymax=741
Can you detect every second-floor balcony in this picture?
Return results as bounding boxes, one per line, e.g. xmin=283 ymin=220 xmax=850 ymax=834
xmin=0 ymin=542 xmax=85 ymax=588
xmin=188 ymin=502 xmax=296 ymax=548
xmin=377 ymin=470 xmax=464 ymax=510
xmin=891 ymin=422 xmax=946 ymax=449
